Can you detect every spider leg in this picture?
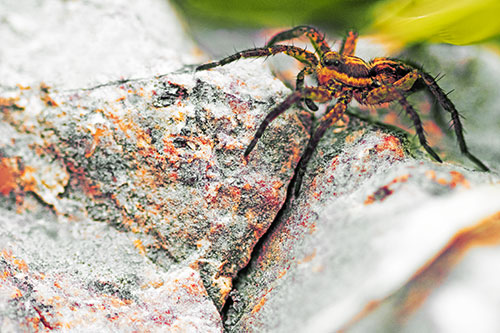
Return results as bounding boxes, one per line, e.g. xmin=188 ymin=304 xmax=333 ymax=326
xmin=296 ymin=67 xmax=319 ymax=111
xmin=294 ymin=89 xmax=353 ymax=196
xmin=244 ymin=86 xmax=332 ymax=157
xmin=419 ymin=71 xmax=489 ymax=171
xmin=397 ymin=94 xmax=443 ymax=163
xmin=339 ymin=30 xmax=359 ymax=56
xmin=196 ymin=45 xmax=318 ymax=71
xmin=363 ymin=77 xmax=443 ymax=163
xmin=266 ymin=25 xmax=331 ymax=57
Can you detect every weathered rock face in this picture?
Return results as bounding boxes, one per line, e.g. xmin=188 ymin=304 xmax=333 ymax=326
xmin=1 ymin=0 xmax=306 ymax=329
xmin=0 ymin=61 xmax=308 ymax=315
xmin=2 ymin=0 xmax=500 ymax=331
xmin=223 ymin=42 xmax=500 ymax=332
xmin=225 ymin=126 xmax=500 ymax=331
xmin=0 ymin=0 xmax=200 ymax=89
xmin=0 ymin=211 xmax=223 ymax=332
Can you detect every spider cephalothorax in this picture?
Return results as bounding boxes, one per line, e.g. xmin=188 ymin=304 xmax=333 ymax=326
xmin=197 ymin=26 xmax=489 ymax=195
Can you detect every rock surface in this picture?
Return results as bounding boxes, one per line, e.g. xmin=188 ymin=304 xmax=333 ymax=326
xmin=0 ymin=0 xmax=200 ymax=89
xmin=2 ymin=0 xmax=500 ymax=332
xmin=223 ymin=42 xmax=500 ymax=333
xmin=1 ymin=0 xmax=304 ymax=330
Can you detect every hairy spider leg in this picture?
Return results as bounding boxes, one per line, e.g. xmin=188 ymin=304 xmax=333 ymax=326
xmin=368 ymin=59 xmax=489 ymax=171
xmin=266 ymin=25 xmax=331 ymax=57
xmin=294 ymin=89 xmax=353 ymax=195
xmin=420 ymin=71 xmax=490 ymax=171
xmin=196 ymin=45 xmax=318 ymax=71
xmin=362 ymin=70 xmax=443 ymax=163
xmin=266 ymin=26 xmax=331 ymax=111
xmin=339 ymin=30 xmax=359 ymax=56
xmin=296 ymin=67 xmax=319 ymax=111
xmin=244 ymin=87 xmax=332 ymax=157
xmin=398 ymin=94 xmax=443 ymax=162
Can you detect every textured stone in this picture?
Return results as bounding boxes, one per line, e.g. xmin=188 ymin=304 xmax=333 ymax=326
xmin=0 ymin=210 xmax=223 ymax=332
xmin=0 ymin=59 xmax=307 ymax=312
xmin=224 ymin=42 xmax=500 ymax=332
xmin=0 ymin=0 xmax=200 ymax=89
xmin=2 ymin=0 xmax=500 ymax=331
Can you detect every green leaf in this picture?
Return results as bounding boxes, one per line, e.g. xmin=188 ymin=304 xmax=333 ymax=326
xmin=370 ymin=0 xmax=500 ymax=47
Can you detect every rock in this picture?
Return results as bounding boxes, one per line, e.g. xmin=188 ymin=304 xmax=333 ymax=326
xmin=0 ymin=210 xmax=223 ymax=332
xmin=2 ymin=0 xmax=500 ymax=331
xmin=0 ymin=0 xmax=306 ymax=330
xmin=0 ymin=57 xmax=308 ymax=314
xmin=223 ymin=42 xmax=500 ymax=333
xmin=0 ymin=0 xmax=200 ymax=89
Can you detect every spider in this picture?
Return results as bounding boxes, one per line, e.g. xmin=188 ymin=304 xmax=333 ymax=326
xmin=196 ymin=26 xmax=489 ymax=195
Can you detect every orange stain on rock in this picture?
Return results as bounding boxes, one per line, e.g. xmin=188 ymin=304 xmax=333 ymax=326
xmin=365 ymin=174 xmax=410 ymax=204
xmin=11 ymin=288 xmax=23 ymax=299
xmin=426 ymin=170 xmax=470 ymax=189
xmin=133 ymin=239 xmax=147 ymax=256
xmin=85 ymin=127 xmax=107 ymax=158
xmin=298 ymin=248 xmax=317 ymax=264
xmin=375 ymin=134 xmax=405 ymax=158
xmin=342 ymin=211 xmax=500 ymax=331
xmin=0 ymin=157 xmax=18 ymax=195
xmin=395 ymin=211 xmax=500 ymax=320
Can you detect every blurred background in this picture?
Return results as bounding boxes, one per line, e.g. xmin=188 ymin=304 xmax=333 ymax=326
xmin=171 ymin=0 xmax=500 ymax=169
xmin=172 ymin=0 xmax=500 ymax=56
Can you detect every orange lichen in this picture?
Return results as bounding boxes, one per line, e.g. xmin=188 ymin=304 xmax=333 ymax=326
xmin=277 ymin=268 xmax=288 ymax=279
xmin=11 ymin=288 xmax=23 ymax=298
xmin=426 ymin=170 xmax=470 ymax=189
xmin=19 ymin=165 xmax=37 ymax=193
xmin=13 ymin=258 xmax=28 ymax=272
xmin=228 ymin=99 xmax=249 ymax=115
xmin=0 ymin=157 xmax=40 ymax=208
xmin=16 ymin=84 xmax=31 ymax=90
xmin=0 ymin=157 xmax=18 ymax=195
xmin=344 ymin=129 xmax=365 ymax=144
xmin=133 ymin=239 xmax=147 ymax=256
xmin=298 ymin=249 xmax=317 ymax=264
xmin=0 ymin=96 xmax=21 ymax=109
xmin=374 ymin=134 xmax=405 ymax=158
xmin=163 ymin=141 xmax=180 ymax=164
xmin=149 ymin=280 xmax=165 ymax=289
xmin=365 ymin=174 xmax=410 ymax=204
xmin=448 ymin=170 xmax=470 ymax=189
xmin=251 ymin=296 xmax=268 ymax=314
xmin=39 ymin=82 xmax=59 ymax=107
xmin=85 ymin=127 xmax=107 ymax=158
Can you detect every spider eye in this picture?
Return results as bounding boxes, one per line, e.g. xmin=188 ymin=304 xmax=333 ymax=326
xmin=324 ymin=58 xmax=341 ymax=67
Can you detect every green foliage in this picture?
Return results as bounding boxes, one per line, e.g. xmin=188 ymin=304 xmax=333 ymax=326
xmin=172 ymin=0 xmax=375 ymax=31
xmin=371 ymin=0 xmax=500 ymax=46
xmin=174 ymin=0 xmax=500 ymax=47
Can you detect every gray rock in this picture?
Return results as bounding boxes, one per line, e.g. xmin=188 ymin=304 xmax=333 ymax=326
xmin=224 ymin=42 xmax=500 ymax=333
xmin=2 ymin=0 xmax=500 ymax=331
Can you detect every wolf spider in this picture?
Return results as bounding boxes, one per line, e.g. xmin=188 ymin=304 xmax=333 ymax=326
xmin=196 ymin=26 xmax=489 ymax=195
